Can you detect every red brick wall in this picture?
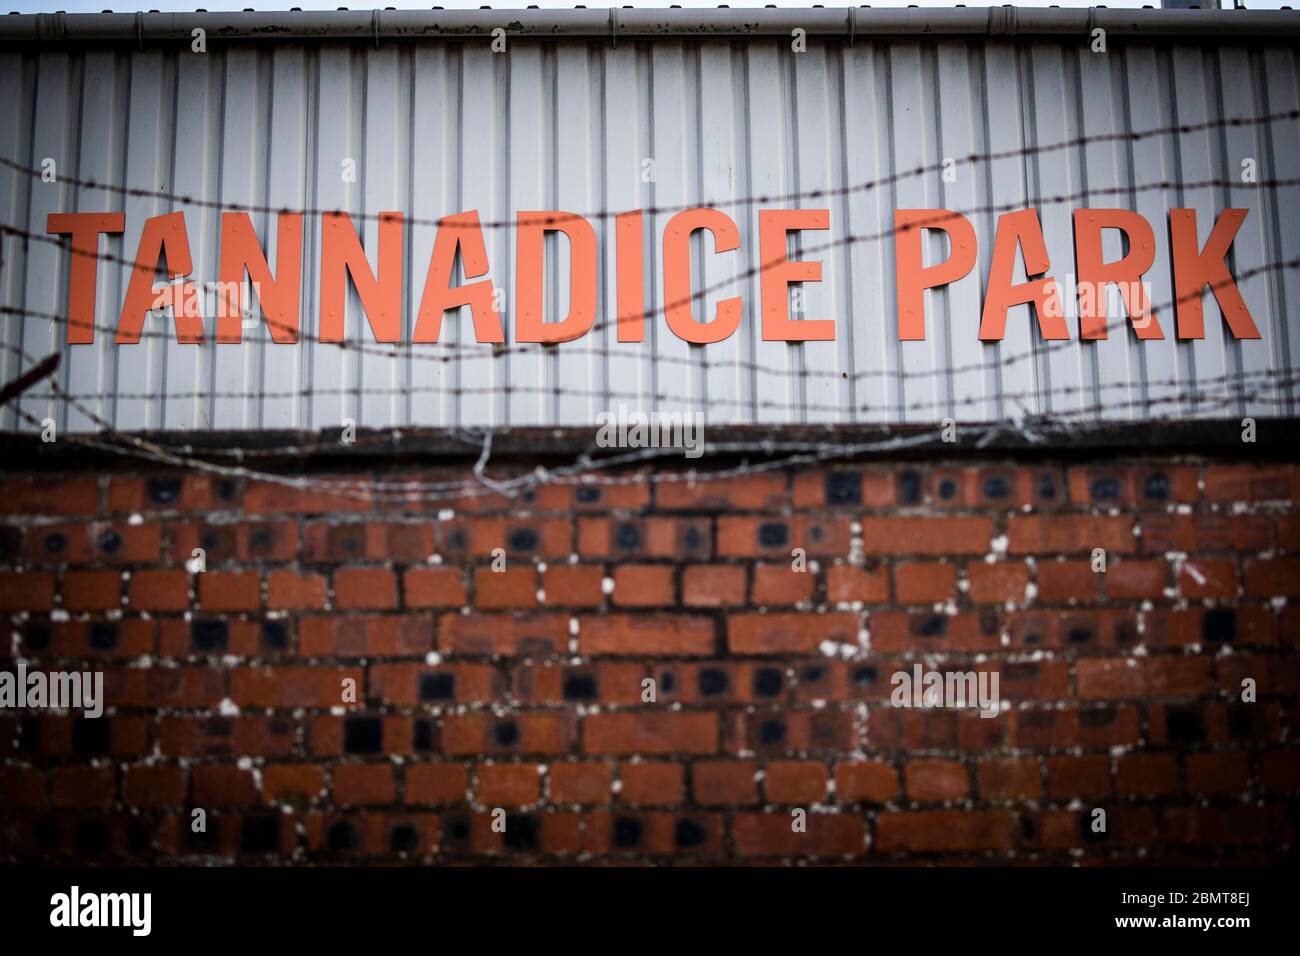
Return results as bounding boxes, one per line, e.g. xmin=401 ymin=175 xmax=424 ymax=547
xmin=1 ymin=457 xmax=1298 ymax=863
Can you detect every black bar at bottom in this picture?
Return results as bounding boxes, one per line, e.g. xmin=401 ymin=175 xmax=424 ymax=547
xmin=0 ymin=866 xmax=1282 ymax=943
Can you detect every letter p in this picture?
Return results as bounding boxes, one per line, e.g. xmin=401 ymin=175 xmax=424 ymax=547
xmin=894 ymin=210 xmax=977 ymax=340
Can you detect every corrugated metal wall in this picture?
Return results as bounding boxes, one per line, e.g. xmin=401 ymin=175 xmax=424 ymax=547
xmin=1 ymin=36 xmax=1297 ymax=433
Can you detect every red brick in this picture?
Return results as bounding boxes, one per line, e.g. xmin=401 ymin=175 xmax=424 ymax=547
xmin=477 ymin=763 xmax=542 ymax=806
xmin=542 ymin=565 xmax=604 ymax=607
xmin=243 ymin=478 xmax=372 ymax=514
xmin=1163 ymin=805 xmax=1291 ymax=847
xmin=301 ymin=615 xmax=433 ymax=657
xmin=535 ymin=479 xmax=650 ymax=511
xmin=229 ymin=666 xmax=363 ymax=708
xmin=657 ymin=474 xmax=787 ymax=510
xmin=335 ymin=567 xmax=398 ymax=610
xmin=1202 ymin=464 xmax=1297 ymax=503
xmin=1177 ymin=558 xmax=1238 ymax=599
xmin=583 ymin=712 xmax=717 ymax=755
xmin=764 ymin=760 xmax=828 ymax=803
xmin=1187 ymin=752 xmax=1248 ymax=795
xmin=1036 ymin=559 xmax=1100 ymax=602
xmin=262 ymin=765 xmax=326 ymax=805
xmin=876 ymin=810 xmax=1013 ymax=853
xmin=127 ymin=569 xmax=189 ymax=611
xmin=905 ymin=759 xmax=969 ymax=801
xmin=548 ymin=762 xmax=613 ymax=804
xmin=1259 ymin=751 xmax=1300 ymax=793
xmin=334 ymin=764 xmax=396 ymax=805
xmin=619 ymin=763 xmax=683 ymax=805
xmin=834 ymin=761 xmax=897 ymax=804
xmin=1194 ymin=513 xmax=1274 ymax=551
xmin=728 ymin=612 xmax=857 ymax=655
xmin=730 ymin=812 xmax=865 ymax=857
xmin=0 ymin=572 xmax=55 ymax=611
xmin=0 ymin=768 xmax=45 ymax=808
xmin=403 ymin=566 xmax=466 ymax=608
xmin=1076 ymin=657 xmax=1211 ymax=700
xmin=977 ymin=759 xmax=1041 ymax=800
xmin=895 ymin=562 xmax=957 ymax=603
xmin=104 ymin=667 xmax=224 ymax=709
xmin=63 ymin=570 xmax=123 ymax=611
xmin=0 ymin=477 xmax=98 ymax=515
xmin=612 ymin=565 xmax=674 ymax=607
xmin=693 ymin=760 xmax=758 ymax=805
xmin=826 ymin=564 xmax=889 ymax=603
xmin=791 ymin=470 xmax=893 ymax=509
xmin=1106 ymin=558 xmax=1168 ymax=600
xmin=51 ymin=766 xmax=115 ymax=809
xmin=1007 ymin=514 xmax=1135 ymax=555
xmin=437 ymin=613 xmax=567 ymax=656
xmin=453 ymin=517 xmax=571 ymax=559
xmin=1116 ymin=754 xmax=1178 ymax=796
xmin=682 ymin=565 xmax=745 ymax=607
xmin=579 ymin=614 xmax=714 ymax=657
xmin=193 ymin=765 xmax=260 ymax=806
xmin=370 ymin=662 xmax=497 ymax=706
xmin=441 ymin=713 xmax=576 ymax=756
xmin=577 ymin=517 xmax=710 ymax=559
xmin=473 ymin=568 xmax=537 ymax=609
xmin=717 ymin=516 xmax=850 ymax=558
xmin=860 ymin=517 xmax=993 ymax=556
xmin=1067 ymin=467 xmax=1138 ymax=506
xmin=1046 ymin=756 xmax=1112 ymax=799
xmin=751 ymin=563 xmax=815 ymax=605
xmin=405 ymin=764 xmax=469 ymax=806
xmin=868 ymin=610 xmax=1001 ymax=653
xmin=966 ymin=562 xmax=1029 ymax=603
xmin=1244 ymin=558 xmax=1300 ymax=598
xmin=1278 ymin=514 xmax=1300 ymax=551
xmin=199 ymin=571 xmax=261 ymax=611
xmin=267 ymin=570 xmax=328 ymax=610
xmin=120 ymin=765 xmax=186 ymax=808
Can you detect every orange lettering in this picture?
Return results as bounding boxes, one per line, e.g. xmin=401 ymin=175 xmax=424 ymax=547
xmin=47 ymin=212 xmax=125 ymax=345
xmin=759 ymin=209 xmax=832 ymax=341
xmin=1169 ymin=208 xmax=1259 ymax=339
xmin=217 ymin=212 xmax=303 ymax=344
xmin=413 ymin=210 xmax=502 ymax=344
xmin=663 ymin=208 xmax=741 ymax=345
xmin=979 ymin=209 xmax=1067 ymax=341
xmin=515 ymin=212 xmax=597 ymax=344
xmin=117 ymin=212 xmax=204 ymax=344
xmin=893 ymin=210 xmax=977 ymax=340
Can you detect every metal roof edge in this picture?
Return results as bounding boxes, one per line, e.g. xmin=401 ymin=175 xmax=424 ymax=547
xmin=1 ymin=7 xmax=1298 ymax=47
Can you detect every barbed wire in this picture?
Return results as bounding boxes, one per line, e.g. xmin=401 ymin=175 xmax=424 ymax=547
xmin=2 ymin=336 xmax=1288 ymax=507
xmin=10 ymin=347 xmax=1289 ymax=420
xmin=0 ymin=103 xmax=1293 ymax=496
xmin=2 ymin=173 xmax=1298 ymax=391
xmin=1 ymin=108 xmax=1294 ymax=231
xmin=5 ymin=247 xmax=1294 ymax=416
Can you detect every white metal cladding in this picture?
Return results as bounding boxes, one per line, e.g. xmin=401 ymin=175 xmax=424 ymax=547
xmin=1 ymin=33 xmax=1298 ymax=433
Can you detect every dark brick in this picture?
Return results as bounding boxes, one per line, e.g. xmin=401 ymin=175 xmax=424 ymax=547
xmin=191 ymin=620 xmax=229 ymax=653
xmin=1202 ymin=608 xmax=1236 ymax=644
xmin=343 ymin=716 xmax=383 ymax=755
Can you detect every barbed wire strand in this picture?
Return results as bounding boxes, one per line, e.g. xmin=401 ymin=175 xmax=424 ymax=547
xmin=2 ymin=182 xmax=1298 ymax=400
xmin=5 ymin=243 xmax=1294 ymax=416
xmin=1 ymin=108 xmax=1294 ymax=230
xmin=4 ymin=350 xmax=1288 ymax=507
